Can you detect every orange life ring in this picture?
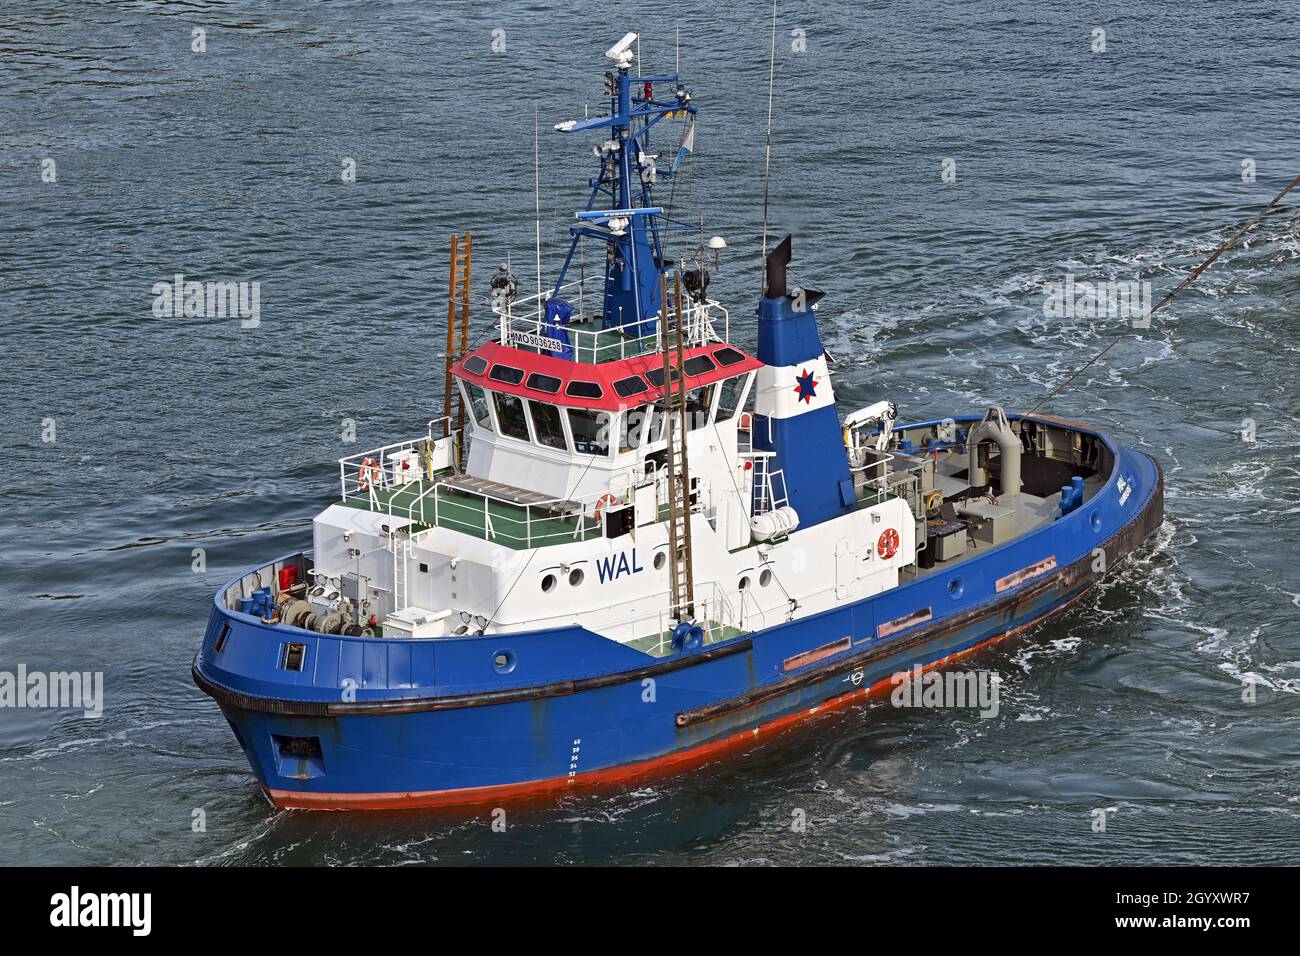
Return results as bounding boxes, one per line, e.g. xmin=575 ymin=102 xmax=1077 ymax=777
xmin=877 ymin=528 xmax=900 ymax=560
xmin=357 ymin=457 xmax=380 ymax=492
xmin=593 ymin=493 xmax=619 ymax=521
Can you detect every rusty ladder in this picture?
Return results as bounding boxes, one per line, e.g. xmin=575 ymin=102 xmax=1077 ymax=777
xmin=443 ymin=232 xmax=473 ymax=465
xmin=659 ymin=269 xmax=696 ymax=623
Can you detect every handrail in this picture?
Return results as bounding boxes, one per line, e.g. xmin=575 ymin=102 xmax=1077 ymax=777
xmin=495 ymin=278 xmax=729 ymax=364
xmin=339 ymin=424 xmax=460 ymax=502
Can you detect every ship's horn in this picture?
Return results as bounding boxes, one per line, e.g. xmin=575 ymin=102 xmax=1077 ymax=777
xmin=764 ymin=234 xmax=792 ymax=299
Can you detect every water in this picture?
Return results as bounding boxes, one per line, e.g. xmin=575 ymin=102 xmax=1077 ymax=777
xmin=2 ymin=0 xmax=1298 ymax=865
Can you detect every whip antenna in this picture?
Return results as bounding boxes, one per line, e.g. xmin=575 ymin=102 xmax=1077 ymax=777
xmin=760 ymin=0 xmax=778 ymax=290
xmin=533 ymin=104 xmax=543 ymax=319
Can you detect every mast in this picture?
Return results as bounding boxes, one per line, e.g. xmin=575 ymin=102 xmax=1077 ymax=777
xmin=548 ymin=32 xmax=697 ymax=339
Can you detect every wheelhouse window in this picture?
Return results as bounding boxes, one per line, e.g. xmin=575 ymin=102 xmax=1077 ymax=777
xmin=683 ymin=354 xmax=717 ymax=377
xmin=488 ymin=364 xmax=525 ymax=386
xmin=528 ymin=400 xmax=568 ymax=450
xmin=492 ymin=391 xmax=531 ymax=442
xmin=567 ymin=408 xmax=611 ymax=456
xmin=646 ymin=405 xmax=665 ymax=445
xmin=685 ymin=384 xmax=714 ymax=431
xmin=525 ymin=372 xmax=561 ymax=394
xmin=619 ymin=406 xmax=651 ymax=453
xmin=613 ymin=375 xmax=648 ymax=399
xmin=714 ymin=373 xmax=749 ymax=423
xmin=463 ymin=381 xmax=491 ymax=428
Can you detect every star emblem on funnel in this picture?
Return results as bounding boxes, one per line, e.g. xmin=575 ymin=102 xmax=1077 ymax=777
xmin=793 ymin=368 xmax=818 ymax=404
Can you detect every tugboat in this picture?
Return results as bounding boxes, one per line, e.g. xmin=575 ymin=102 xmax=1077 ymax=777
xmin=193 ymin=34 xmax=1163 ymax=810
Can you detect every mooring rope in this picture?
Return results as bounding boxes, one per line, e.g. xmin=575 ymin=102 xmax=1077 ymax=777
xmin=1023 ymin=171 xmax=1300 ymax=419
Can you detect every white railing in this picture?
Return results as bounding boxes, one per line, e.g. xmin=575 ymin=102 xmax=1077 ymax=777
xmin=630 ymin=581 xmax=764 ymax=657
xmin=386 ymin=475 xmax=650 ymax=549
xmin=494 ymin=274 xmax=730 ymax=364
xmin=338 ymin=419 xmax=459 ymax=502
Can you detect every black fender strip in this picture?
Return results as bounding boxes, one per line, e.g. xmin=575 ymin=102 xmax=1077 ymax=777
xmin=192 ymin=637 xmax=753 ymax=718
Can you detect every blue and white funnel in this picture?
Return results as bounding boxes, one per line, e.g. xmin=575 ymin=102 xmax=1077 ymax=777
xmin=752 ymin=236 xmax=856 ymax=527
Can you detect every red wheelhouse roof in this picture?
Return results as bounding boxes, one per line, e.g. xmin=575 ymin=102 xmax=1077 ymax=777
xmin=453 ymin=340 xmax=762 ymax=411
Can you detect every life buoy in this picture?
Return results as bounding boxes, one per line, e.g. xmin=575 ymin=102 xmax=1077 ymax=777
xmin=593 ymin=493 xmax=619 ymax=521
xmin=357 ymin=457 xmax=380 ymax=492
xmin=877 ymin=528 xmax=900 ymax=560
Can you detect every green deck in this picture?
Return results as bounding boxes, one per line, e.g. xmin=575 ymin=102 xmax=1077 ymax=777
xmin=341 ymin=477 xmax=601 ymax=549
xmin=564 ymin=316 xmax=659 ymax=364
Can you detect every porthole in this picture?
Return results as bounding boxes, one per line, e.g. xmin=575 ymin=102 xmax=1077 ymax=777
xmin=492 ymin=649 xmax=517 ymax=674
xmin=739 ymin=576 xmax=751 ymax=591
xmin=653 ymin=551 xmax=667 ymax=571
xmin=568 ymin=568 xmax=585 ymax=587
xmin=1090 ymin=512 xmax=1102 ymax=533
xmin=541 ymin=573 xmax=557 ymax=593
xmin=759 ymin=568 xmax=772 ymax=588
xmin=948 ymin=577 xmax=964 ymax=599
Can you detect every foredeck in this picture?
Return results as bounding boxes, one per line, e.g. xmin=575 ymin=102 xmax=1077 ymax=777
xmin=341 ymin=476 xmax=602 ymax=549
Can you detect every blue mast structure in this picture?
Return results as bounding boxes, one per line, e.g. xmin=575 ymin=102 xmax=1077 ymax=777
xmin=550 ymin=32 xmax=698 ymax=348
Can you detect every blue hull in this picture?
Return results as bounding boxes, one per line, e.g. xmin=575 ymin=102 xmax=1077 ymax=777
xmin=194 ymin=423 xmax=1164 ymax=809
